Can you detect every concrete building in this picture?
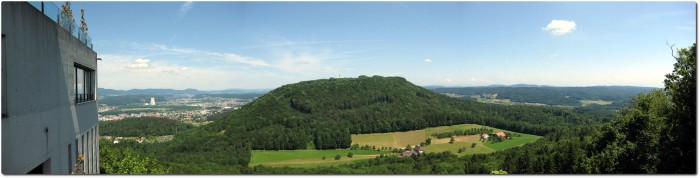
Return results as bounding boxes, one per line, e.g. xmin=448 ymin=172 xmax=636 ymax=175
xmin=2 ymin=2 xmax=99 ymax=174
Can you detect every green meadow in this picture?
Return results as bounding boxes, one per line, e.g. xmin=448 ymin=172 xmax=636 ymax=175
xmin=250 ymin=149 xmax=389 ymax=168
xmin=252 ymin=124 xmax=541 ymax=168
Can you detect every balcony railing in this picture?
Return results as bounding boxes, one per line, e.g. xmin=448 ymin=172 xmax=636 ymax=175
xmin=29 ymin=1 xmax=93 ymax=49
xmin=75 ymin=94 xmax=95 ymax=104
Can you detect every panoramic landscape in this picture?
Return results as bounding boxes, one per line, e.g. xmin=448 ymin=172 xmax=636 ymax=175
xmin=1 ymin=1 xmax=696 ymax=175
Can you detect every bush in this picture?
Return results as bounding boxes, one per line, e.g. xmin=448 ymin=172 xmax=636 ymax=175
xmin=335 ymin=154 xmax=341 ymax=160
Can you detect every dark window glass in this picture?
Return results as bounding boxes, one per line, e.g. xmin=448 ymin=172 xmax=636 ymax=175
xmin=75 ymin=65 xmax=94 ymax=103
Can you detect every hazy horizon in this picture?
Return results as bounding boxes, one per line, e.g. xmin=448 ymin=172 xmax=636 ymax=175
xmin=99 ymin=81 xmax=662 ymax=91
xmin=69 ymin=1 xmax=696 ymax=90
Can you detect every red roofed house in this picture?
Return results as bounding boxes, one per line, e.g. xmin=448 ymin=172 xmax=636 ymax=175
xmin=495 ymin=132 xmax=507 ymax=138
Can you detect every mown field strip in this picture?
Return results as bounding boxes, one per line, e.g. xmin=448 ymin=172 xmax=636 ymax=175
xmin=250 ymin=149 xmax=390 ymax=167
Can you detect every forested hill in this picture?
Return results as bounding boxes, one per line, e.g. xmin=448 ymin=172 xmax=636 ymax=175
xmin=207 ymin=75 xmax=607 ymax=150
xmin=431 ymin=86 xmax=655 ymax=106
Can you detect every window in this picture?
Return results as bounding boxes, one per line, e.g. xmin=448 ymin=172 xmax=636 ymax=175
xmin=75 ymin=65 xmax=94 ymax=103
xmin=68 ymin=144 xmax=72 ymax=173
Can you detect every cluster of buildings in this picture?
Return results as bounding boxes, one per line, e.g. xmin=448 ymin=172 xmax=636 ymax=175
xmin=480 ymin=131 xmax=509 ymax=141
xmin=160 ymin=96 xmax=247 ymax=108
xmin=98 ymin=109 xmax=223 ymax=121
xmin=98 ymin=96 xmax=247 ymax=122
xmin=400 ymin=145 xmax=425 ymax=157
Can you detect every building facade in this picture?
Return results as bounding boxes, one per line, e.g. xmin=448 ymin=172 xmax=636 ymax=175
xmin=2 ymin=2 xmax=99 ymax=174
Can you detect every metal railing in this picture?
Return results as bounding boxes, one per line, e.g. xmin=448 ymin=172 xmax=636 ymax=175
xmin=75 ymin=94 xmax=95 ymax=103
xmin=29 ymin=1 xmax=93 ymax=49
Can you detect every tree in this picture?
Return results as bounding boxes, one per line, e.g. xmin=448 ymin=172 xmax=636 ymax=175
xmin=334 ymin=154 xmax=341 ymax=160
xmin=585 ymin=43 xmax=697 ymax=174
xmin=661 ymin=43 xmax=697 ymax=173
xmin=99 ymin=139 xmax=168 ymax=174
xmin=449 ymin=137 xmax=455 ymax=144
xmin=60 ymin=2 xmax=75 ymax=32
xmin=60 ymin=2 xmax=75 ymax=23
xmin=347 ymin=152 xmax=354 ymax=158
xmin=425 ymin=138 xmax=432 ymax=145
xmin=490 ymin=170 xmax=508 ymax=174
xmin=79 ymin=9 xmax=88 ymax=35
xmin=350 ymin=144 xmax=359 ymax=150
xmin=322 ymin=156 xmax=326 ymax=160
xmin=471 ymin=143 xmax=477 ymax=148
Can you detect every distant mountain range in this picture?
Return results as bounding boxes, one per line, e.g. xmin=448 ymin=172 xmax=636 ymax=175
xmin=423 ymin=84 xmax=658 ymax=89
xmin=98 ymin=88 xmax=270 ymax=96
xmin=100 ymin=84 xmax=657 ymax=96
xmin=429 ymin=85 xmax=657 ymax=107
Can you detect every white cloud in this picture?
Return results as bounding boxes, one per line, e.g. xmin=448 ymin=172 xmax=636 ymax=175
xmin=137 ymin=43 xmax=270 ymax=66
xmin=178 ymin=1 xmax=193 ymax=20
xmin=99 ymin=54 xmax=256 ymax=90
xmin=239 ymin=40 xmax=376 ymax=49
xmin=443 ymin=78 xmax=453 ymax=82
xmin=126 ymin=58 xmax=151 ymax=68
xmin=98 ymin=40 xmax=375 ymax=89
xmin=275 ymin=53 xmax=336 ymax=74
xmin=543 ymin=20 xmax=577 ymax=35
xmin=424 ymin=58 xmax=432 ymax=63
xmin=221 ymin=53 xmax=271 ymax=67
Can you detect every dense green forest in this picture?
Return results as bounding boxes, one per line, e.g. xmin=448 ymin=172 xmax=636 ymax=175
xmin=207 ymin=75 xmax=609 ymax=150
xmin=431 ymin=86 xmax=654 ymax=106
xmin=100 ymin=128 xmax=251 ymax=174
xmin=99 ymin=117 xmax=193 ymax=137
xmin=99 ymin=44 xmax=695 ymax=174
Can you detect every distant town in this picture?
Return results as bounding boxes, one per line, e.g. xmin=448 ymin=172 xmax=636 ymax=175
xmin=98 ymin=95 xmax=256 ymax=122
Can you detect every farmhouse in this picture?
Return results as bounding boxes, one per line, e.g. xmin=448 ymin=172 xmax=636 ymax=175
xmin=413 ymin=145 xmax=424 ymax=154
xmin=401 ymin=150 xmax=414 ymax=157
xmin=495 ymin=132 xmax=507 ymax=138
xmin=401 ymin=145 xmax=425 ymax=157
xmin=481 ymin=133 xmax=490 ymax=140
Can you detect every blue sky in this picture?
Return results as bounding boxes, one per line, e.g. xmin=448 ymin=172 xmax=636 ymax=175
xmin=68 ymin=1 xmax=695 ymax=90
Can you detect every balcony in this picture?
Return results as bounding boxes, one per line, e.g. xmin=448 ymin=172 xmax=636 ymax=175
xmin=28 ymin=1 xmax=93 ymax=49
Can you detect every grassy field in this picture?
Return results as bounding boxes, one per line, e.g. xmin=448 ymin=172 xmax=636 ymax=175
xmin=422 ymin=140 xmax=494 ymax=156
xmin=423 ymin=133 xmax=542 ymax=155
xmin=425 ymin=124 xmax=494 ymax=135
xmin=254 ymin=124 xmax=541 ymax=168
xmin=580 ymin=99 xmax=613 ymax=106
xmin=250 ymin=149 xmax=389 ymax=167
xmin=483 ymin=133 xmax=541 ymax=151
xmin=354 ymin=124 xmax=542 ymax=155
xmin=351 ymin=130 xmax=426 ymax=148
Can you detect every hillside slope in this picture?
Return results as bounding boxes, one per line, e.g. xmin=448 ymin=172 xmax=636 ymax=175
xmin=207 ymin=76 xmax=604 ymax=150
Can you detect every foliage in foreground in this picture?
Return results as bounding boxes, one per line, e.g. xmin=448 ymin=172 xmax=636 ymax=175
xmin=99 ymin=117 xmax=193 ymax=137
xmin=99 ymin=139 xmax=168 ymax=174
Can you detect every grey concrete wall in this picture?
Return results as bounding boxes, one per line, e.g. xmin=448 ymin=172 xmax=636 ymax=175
xmin=1 ymin=2 xmax=99 ymax=174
